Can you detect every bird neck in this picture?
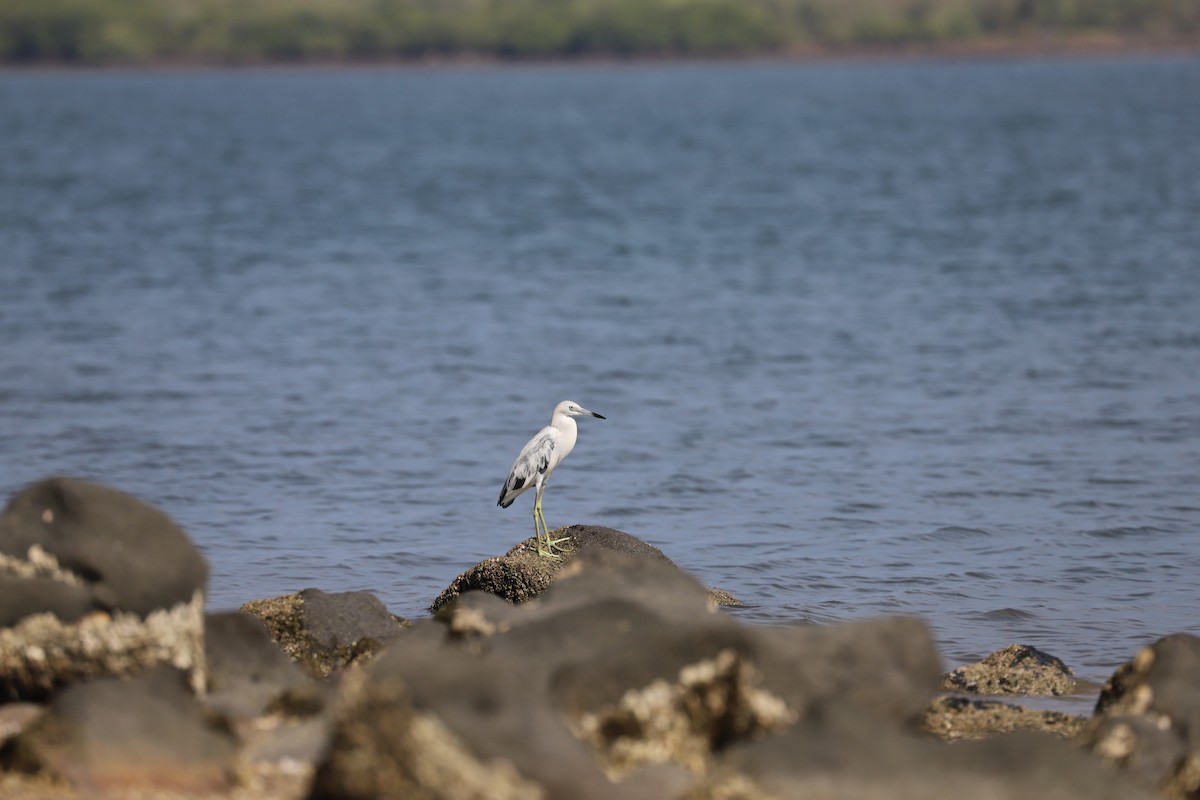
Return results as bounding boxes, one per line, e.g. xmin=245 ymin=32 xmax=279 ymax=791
xmin=552 ymin=413 xmax=578 ymax=455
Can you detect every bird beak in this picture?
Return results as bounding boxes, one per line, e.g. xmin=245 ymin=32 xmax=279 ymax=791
xmin=590 ymin=410 xmax=606 ymax=419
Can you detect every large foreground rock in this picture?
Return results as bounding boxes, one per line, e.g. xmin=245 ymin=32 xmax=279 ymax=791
xmin=204 ymin=612 xmax=337 ymax=768
xmin=693 ymin=708 xmax=1147 ymax=800
xmin=1086 ymin=633 xmax=1200 ymax=798
xmin=429 ymin=525 xmax=739 ymax=612
xmin=205 ymin=611 xmax=314 ymax=720
xmin=309 ymin=550 xmax=1143 ymax=800
xmin=1 ymin=667 xmax=238 ymax=793
xmin=0 ymin=477 xmax=208 ymax=700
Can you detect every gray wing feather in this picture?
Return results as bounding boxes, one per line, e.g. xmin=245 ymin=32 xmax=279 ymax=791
xmin=498 ymin=429 xmax=557 ymax=507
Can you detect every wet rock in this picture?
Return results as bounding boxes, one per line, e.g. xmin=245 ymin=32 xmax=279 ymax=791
xmin=205 ymin=611 xmax=313 ymax=720
xmin=429 ymin=525 xmax=740 ymax=612
xmin=241 ymin=588 xmax=408 ymax=678
xmin=941 ymin=644 xmax=1077 ymax=696
xmin=1 ymin=667 xmax=238 ymax=793
xmin=1086 ymin=633 xmax=1200 ymax=798
xmin=313 ymin=552 xmax=940 ymax=800
xmin=0 ymin=477 xmax=208 ymax=700
xmin=920 ymin=695 xmax=1087 ymax=741
xmin=690 ymin=705 xmax=1153 ymax=800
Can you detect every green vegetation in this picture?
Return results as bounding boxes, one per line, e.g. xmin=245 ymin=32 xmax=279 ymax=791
xmin=1 ymin=0 xmax=1196 ymax=64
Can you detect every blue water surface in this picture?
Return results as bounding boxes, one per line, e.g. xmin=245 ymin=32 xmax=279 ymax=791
xmin=2 ymin=56 xmax=1199 ymax=690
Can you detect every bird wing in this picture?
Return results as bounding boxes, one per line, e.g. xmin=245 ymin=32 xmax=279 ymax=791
xmin=497 ymin=427 xmax=558 ymax=508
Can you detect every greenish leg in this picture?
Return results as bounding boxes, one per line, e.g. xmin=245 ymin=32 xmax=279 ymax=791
xmin=538 ymin=500 xmax=572 ymax=554
xmin=532 ymin=506 xmax=545 ymax=555
xmin=533 ymin=497 xmax=559 ymax=558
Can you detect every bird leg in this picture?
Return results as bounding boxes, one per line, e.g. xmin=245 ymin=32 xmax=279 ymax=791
xmin=532 ymin=495 xmax=558 ymax=558
xmin=532 ymin=495 xmax=572 ymax=557
xmin=534 ymin=496 xmax=572 ymax=554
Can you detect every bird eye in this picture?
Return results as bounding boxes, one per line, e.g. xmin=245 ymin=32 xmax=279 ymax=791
xmin=570 ymin=406 xmax=577 ymax=411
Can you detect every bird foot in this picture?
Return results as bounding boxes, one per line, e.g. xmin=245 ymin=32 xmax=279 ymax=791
xmin=544 ymin=532 xmax=573 ymax=553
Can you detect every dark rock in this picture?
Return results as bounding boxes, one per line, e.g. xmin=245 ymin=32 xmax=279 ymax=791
xmin=751 ymin=616 xmax=941 ymax=724
xmin=1 ymin=667 xmax=238 ymax=793
xmin=241 ymin=589 xmax=408 ymax=678
xmin=205 ymin=612 xmax=338 ymax=769
xmin=941 ymin=644 xmax=1077 ymax=696
xmin=920 ymin=695 xmax=1087 ymax=741
xmin=432 ymin=549 xmax=555 ymax=611
xmin=1086 ymin=633 xmax=1200 ymax=798
xmin=564 ymin=525 xmax=677 ymax=561
xmin=0 ymin=577 xmax=94 ymax=629
xmin=1087 ymin=714 xmax=1187 ymax=790
xmin=434 ymin=589 xmax=528 ymax=638
xmin=429 ymin=525 xmax=740 ymax=611
xmin=692 ymin=704 xmax=1154 ymax=800
xmin=0 ymin=478 xmax=208 ymax=700
xmin=312 ymin=552 xmax=941 ymax=799
xmin=1093 ymin=633 xmax=1200 ymax=722
xmin=204 ymin=611 xmax=313 ymax=720
xmin=0 ymin=477 xmax=207 ymax=618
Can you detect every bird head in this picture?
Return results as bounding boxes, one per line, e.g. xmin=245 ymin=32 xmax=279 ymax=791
xmin=555 ymin=401 xmax=605 ymax=420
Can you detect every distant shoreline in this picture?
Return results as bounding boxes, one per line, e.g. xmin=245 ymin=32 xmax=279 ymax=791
xmin=3 ymin=35 xmax=1197 ymax=74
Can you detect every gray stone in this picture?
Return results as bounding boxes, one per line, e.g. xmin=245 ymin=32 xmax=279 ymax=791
xmin=313 ymin=553 xmax=941 ymax=800
xmin=0 ymin=477 xmax=208 ymax=618
xmin=1 ymin=667 xmax=238 ymax=793
xmin=1087 ymin=633 xmax=1200 ymax=798
xmin=0 ymin=577 xmax=94 ymax=629
xmin=0 ymin=478 xmax=208 ymax=701
xmin=694 ymin=705 xmax=1154 ymax=800
xmin=204 ymin=611 xmax=313 ymax=720
xmin=242 ymin=589 xmax=408 ymax=678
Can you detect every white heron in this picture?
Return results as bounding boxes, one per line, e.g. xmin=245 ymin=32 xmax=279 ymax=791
xmin=497 ymin=400 xmax=605 ymax=557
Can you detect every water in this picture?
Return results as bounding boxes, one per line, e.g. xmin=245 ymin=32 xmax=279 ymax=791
xmin=2 ymin=57 xmax=1199 ymax=690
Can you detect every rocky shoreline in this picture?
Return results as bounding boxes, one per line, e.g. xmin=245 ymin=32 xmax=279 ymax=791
xmin=2 ymin=477 xmax=1197 ymax=799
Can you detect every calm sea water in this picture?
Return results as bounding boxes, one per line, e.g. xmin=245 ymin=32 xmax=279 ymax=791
xmin=2 ymin=57 xmax=1198 ymax=692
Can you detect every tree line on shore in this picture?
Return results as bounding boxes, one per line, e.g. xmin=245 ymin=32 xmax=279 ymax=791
xmin=2 ymin=0 xmax=1197 ymax=64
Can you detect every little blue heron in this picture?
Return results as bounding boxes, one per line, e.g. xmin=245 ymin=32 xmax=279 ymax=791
xmin=497 ymin=400 xmax=605 ymax=557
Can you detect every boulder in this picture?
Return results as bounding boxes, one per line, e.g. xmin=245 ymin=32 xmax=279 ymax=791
xmin=204 ymin=611 xmax=313 ymax=720
xmin=312 ymin=552 xmax=941 ymax=800
xmin=920 ymin=695 xmax=1087 ymax=741
xmin=0 ymin=477 xmax=208 ymax=700
xmin=1 ymin=667 xmax=238 ymax=793
xmin=241 ymin=588 xmax=408 ymax=678
xmin=429 ymin=525 xmax=740 ymax=612
xmin=941 ymin=644 xmax=1077 ymax=696
xmin=1086 ymin=633 xmax=1200 ymax=798
xmin=692 ymin=704 xmax=1153 ymax=800
xmin=203 ymin=611 xmax=338 ymax=768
